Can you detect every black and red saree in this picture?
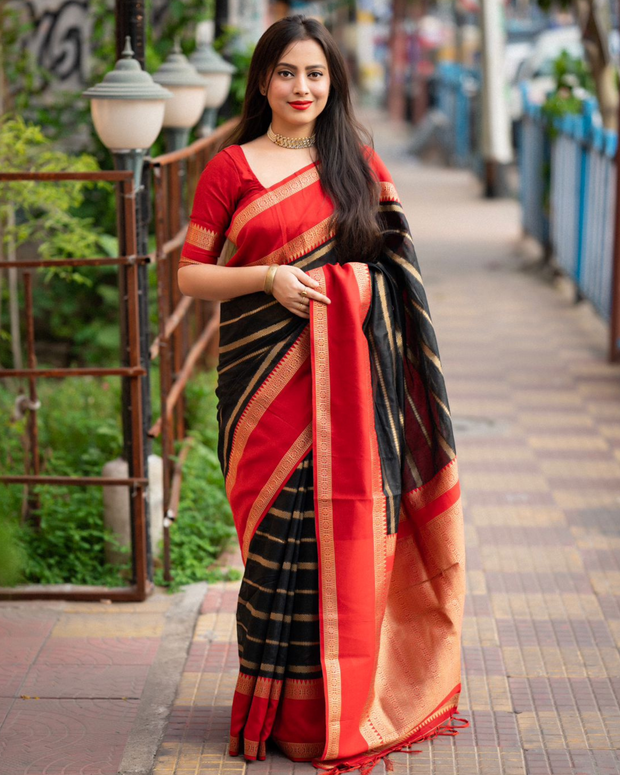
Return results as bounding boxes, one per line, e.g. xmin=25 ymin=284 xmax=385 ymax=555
xmin=181 ymin=144 xmax=467 ymax=773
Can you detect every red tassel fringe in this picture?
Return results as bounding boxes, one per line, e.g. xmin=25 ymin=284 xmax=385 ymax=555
xmin=312 ymin=714 xmax=469 ymax=775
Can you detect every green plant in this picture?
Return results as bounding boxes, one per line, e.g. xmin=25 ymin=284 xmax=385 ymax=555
xmin=154 ymin=369 xmax=238 ymax=593
xmin=0 ymin=375 xmax=129 ymax=586
xmin=0 ymin=367 xmax=237 ymax=592
xmin=0 ymin=115 xmax=141 ymax=367
xmin=0 ymin=115 xmax=104 ymax=264
xmin=540 ymin=50 xmax=595 ymax=138
xmin=0 ymin=515 xmax=27 ymax=586
xmin=536 ymin=51 xmax=595 ymax=217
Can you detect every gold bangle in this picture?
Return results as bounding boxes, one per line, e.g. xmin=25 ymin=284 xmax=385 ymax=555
xmin=264 ymin=264 xmax=279 ymax=295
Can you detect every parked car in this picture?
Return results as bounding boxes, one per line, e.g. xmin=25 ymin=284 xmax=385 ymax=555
xmin=504 ymin=40 xmax=534 ymax=85
xmin=509 ymin=25 xmax=584 ymax=123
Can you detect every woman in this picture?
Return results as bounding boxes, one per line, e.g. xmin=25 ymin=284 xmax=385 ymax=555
xmin=177 ymin=14 xmax=467 ymax=775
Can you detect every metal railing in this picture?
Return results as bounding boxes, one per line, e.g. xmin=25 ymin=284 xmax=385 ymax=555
xmin=435 ymin=61 xmax=482 ymax=172
xmin=521 ymin=92 xmax=618 ymax=325
xmin=519 ymin=99 xmax=551 ymax=249
xmin=146 ymin=119 xmax=237 ymax=583
xmin=0 ymin=171 xmax=151 ymax=601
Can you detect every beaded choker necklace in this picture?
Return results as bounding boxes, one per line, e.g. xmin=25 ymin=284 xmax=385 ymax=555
xmin=267 ymin=123 xmax=316 ymax=149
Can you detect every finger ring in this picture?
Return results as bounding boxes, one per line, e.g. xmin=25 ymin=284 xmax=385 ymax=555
xmin=300 ymin=289 xmax=308 ymax=299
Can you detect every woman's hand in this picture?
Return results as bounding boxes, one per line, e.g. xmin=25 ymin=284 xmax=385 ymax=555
xmin=271 ymin=265 xmax=331 ymax=319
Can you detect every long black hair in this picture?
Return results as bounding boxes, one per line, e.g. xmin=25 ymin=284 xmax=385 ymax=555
xmin=223 ymin=15 xmax=383 ymax=263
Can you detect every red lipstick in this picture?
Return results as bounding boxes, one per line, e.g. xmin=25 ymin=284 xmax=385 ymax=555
xmin=289 ymin=101 xmax=313 ymax=110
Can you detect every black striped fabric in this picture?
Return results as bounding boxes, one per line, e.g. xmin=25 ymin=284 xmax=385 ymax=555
xmin=236 ymin=451 xmax=321 ymax=682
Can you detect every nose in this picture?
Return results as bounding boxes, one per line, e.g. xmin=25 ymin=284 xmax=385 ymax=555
xmin=293 ymin=74 xmax=310 ymax=95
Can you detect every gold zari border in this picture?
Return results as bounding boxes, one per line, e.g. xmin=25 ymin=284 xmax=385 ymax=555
xmin=249 ymin=217 xmax=335 ymax=267
xmin=284 ymin=678 xmax=324 ymax=700
xmin=311 ymin=267 xmax=342 ymax=760
xmin=186 ymin=221 xmax=220 ymax=251
xmin=229 ymin=167 xmax=320 ymax=244
xmin=242 ymin=424 xmax=312 ymax=561
xmin=234 ymin=671 xmax=257 ymax=696
xmin=179 ymin=255 xmax=206 ymax=268
xmin=403 ymin=458 xmax=460 ymax=519
xmin=275 ymin=739 xmax=325 ymax=759
xmin=379 ymin=182 xmax=399 ymax=202
xmin=226 ymin=330 xmax=310 ymax=500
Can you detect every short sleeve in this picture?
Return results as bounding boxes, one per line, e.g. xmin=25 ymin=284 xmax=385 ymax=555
xmin=364 ymin=146 xmax=400 ymax=204
xmin=179 ymin=149 xmax=240 ymax=268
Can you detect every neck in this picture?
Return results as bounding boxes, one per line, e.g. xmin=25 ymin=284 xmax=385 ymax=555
xmin=270 ymin=118 xmax=316 ymax=138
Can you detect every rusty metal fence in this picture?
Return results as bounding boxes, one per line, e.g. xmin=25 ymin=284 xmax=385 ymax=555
xmin=147 ymin=120 xmax=237 ymax=583
xmin=0 ymin=170 xmax=151 ymax=601
xmin=0 ymin=120 xmax=236 ymax=600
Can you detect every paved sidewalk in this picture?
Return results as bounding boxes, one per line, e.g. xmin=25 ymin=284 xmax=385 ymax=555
xmin=3 ymin=109 xmax=620 ymax=775
xmin=0 ymin=581 xmax=207 ymax=775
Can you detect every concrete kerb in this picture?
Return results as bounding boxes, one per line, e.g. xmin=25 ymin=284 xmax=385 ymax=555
xmin=118 ymin=581 xmax=208 ymax=775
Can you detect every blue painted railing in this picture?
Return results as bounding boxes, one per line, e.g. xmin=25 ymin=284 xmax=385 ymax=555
xmin=519 ymin=96 xmax=550 ymax=248
xmin=435 ymin=62 xmax=482 ymax=173
xmin=521 ymin=90 xmax=617 ymax=321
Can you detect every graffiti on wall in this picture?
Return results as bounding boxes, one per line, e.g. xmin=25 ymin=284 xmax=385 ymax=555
xmin=24 ymin=0 xmax=90 ymax=89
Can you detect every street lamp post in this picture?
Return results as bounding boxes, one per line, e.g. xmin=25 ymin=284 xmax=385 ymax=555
xmin=84 ymin=38 xmax=171 ymax=188
xmin=83 ymin=39 xmax=171 ymax=586
xmin=152 ymin=43 xmax=209 ymax=153
xmin=190 ymin=24 xmax=237 ymax=137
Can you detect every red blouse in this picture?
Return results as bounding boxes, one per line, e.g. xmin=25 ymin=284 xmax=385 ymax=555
xmin=179 ymin=144 xmax=399 ymax=269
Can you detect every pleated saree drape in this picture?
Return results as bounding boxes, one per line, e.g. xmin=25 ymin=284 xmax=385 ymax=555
xmin=214 ymin=181 xmax=468 ymax=774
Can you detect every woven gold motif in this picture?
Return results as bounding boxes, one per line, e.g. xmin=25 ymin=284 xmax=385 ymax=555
xmin=234 ymin=671 xmax=257 ymax=696
xmin=186 ymin=221 xmax=220 ymax=252
xmin=229 ymin=734 xmax=240 ymax=755
xmin=244 ymin=739 xmax=260 ymax=758
xmin=274 ymin=739 xmax=325 ymax=759
xmin=284 ymin=678 xmax=324 ymax=700
xmin=255 ymin=676 xmax=283 ymax=699
xmin=380 ymin=182 xmax=399 ymax=202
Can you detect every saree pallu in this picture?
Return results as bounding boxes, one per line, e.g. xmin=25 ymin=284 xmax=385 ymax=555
xmin=215 ymin=196 xmax=467 ymax=774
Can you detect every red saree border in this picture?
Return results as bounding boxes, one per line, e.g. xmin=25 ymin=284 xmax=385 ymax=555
xmin=399 ymin=457 xmax=461 ymax=536
xmin=275 ymin=739 xmax=325 ymax=761
xmin=310 ymin=266 xmax=342 ymax=761
xmin=308 ymin=262 xmax=466 ymax=771
xmin=313 ymin=684 xmax=467 ymax=775
xmin=247 ymin=217 xmax=335 ymax=267
xmin=241 ymin=425 xmax=312 ymax=562
xmin=228 ymin=166 xmax=321 ymax=244
xmin=226 ymin=329 xmax=310 ymax=499
xmin=225 ymin=327 xmax=314 ymax=563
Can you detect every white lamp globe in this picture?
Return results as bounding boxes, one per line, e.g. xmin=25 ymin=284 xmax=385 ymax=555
xmin=152 ymin=43 xmax=209 ymax=130
xmin=83 ymin=38 xmax=171 ymax=151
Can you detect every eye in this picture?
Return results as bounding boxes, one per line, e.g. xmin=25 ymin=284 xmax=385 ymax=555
xmin=309 ymin=71 xmax=324 ymax=78
xmin=278 ymin=70 xmax=294 ymax=77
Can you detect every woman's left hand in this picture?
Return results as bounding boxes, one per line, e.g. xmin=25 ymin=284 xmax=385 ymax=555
xmin=271 ymin=265 xmax=331 ymax=319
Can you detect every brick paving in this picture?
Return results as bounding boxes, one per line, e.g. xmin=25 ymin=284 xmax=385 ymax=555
xmin=0 ymin=594 xmax=176 ymax=774
xmin=3 ymin=109 xmax=620 ymax=775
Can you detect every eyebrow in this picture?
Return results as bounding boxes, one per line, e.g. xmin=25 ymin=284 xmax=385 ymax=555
xmin=276 ymin=62 xmax=326 ymax=69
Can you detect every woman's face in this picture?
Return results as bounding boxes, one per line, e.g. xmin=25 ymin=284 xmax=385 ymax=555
xmin=264 ymin=38 xmax=330 ymax=136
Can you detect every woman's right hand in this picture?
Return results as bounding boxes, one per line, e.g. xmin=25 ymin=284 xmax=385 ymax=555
xmin=271 ymin=265 xmax=331 ymax=319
